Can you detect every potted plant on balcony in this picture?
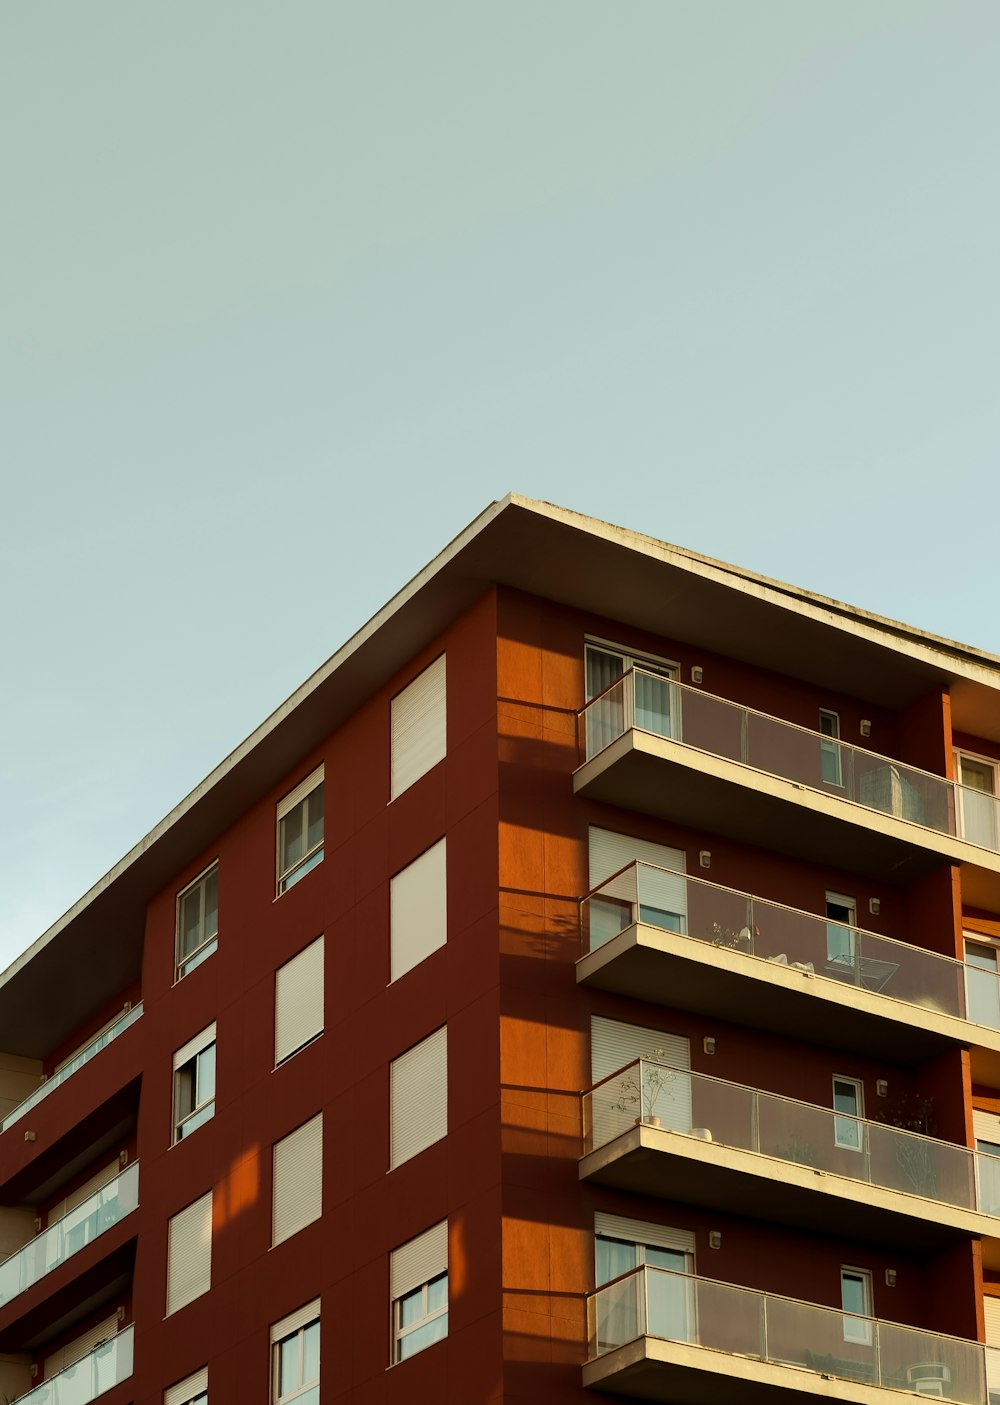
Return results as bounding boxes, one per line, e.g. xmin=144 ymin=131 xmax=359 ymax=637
xmin=614 ymin=1050 xmax=675 ymax=1128
xmin=708 ymin=921 xmax=755 ymax=954
xmin=872 ymin=1093 xmax=939 ymax=1198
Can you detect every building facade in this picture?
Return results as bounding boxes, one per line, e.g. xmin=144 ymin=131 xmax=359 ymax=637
xmin=1 ymin=494 xmax=1000 ymax=1405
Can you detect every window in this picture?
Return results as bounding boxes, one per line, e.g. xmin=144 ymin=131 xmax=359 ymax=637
xmin=272 ymin=1114 xmax=322 ymax=1246
xmin=391 ymin=1221 xmax=448 ymax=1363
xmin=595 ymin=1213 xmax=695 ymax=1351
xmin=841 ymin=1266 xmax=873 ymax=1344
xmin=165 ymin=1368 xmax=208 ymax=1405
xmin=966 ymin=933 xmax=1000 ymax=1030
xmin=166 ymin=1191 xmax=213 ymax=1315
xmin=819 ymin=710 xmax=843 ymax=787
xmin=275 ymin=936 xmax=324 ymax=1065
xmin=825 ymin=892 xmax=857 ymax=971
xmin=956 ymin=752 xmax=999 ymax=849
xmin=271 ymin=1302 xmax=319 ymax=1405
xmin=176 ymin=864 xmax=218 ymax=979
xmin=390 ymin=838 xmax=446 ymax=982
xmin=391 ymin=1027 xmax=447 ymax=1169
xmin=173 ymin=1025 xmax=216 ymax=1143
xmin=277 ymin=767 xmax=324 ymax=894
xmin=584 ymin=642 xmax=679 ymax=758
xmin=974 ymin=1111 xmax=1000 ymax=1217
xmin=391 ymin=655 xmax=446 ymax=799
xmin=833 ymin=1076 xmax=864 ymax=1152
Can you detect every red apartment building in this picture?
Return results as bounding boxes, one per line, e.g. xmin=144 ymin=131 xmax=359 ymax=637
xmin=2 ymin=494 xmax=1000 ymax=1405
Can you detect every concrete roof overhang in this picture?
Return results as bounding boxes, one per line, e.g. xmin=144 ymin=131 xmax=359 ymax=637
xmin=7 ymin=494 xmax=1000 ymax=1058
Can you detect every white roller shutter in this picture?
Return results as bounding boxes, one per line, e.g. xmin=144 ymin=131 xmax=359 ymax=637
xmin=166 ymin=1191 xmax=213 ymax=1315
xmin=165 ymin=1367 xmax=208 ymax=1405
xmin=588 ymin=828 xmax=687 ymax=930
xmin=272 ymin=1299 xmax=320 ymax=1344
xmin=985 ymin=1295 xmax=1000 ymax=1346
xmin=275 ymin=937 xmax=324 ymax=1065
xmin=391 ymin=1220 xmax=447 ymax=1299
xmin=975 ymin=1110 xmax=1000 ymax=1145
xmin=391 ymin=656 xmax=447 ymax=799
xmin=590 ymin=1016 xmax=691 ymax=1145
xmin=595 ymin=1212 xmax=696 ymax=1256
xmin=44 ymin=1311 xmax=118 ymax=1378
xmin=391 ymin=1027 xmax=447 ymax=1169
xmin=272 ymin=1114 xmax=323 ymax=1247
xmin=174 ymin=1023 xmax=216 ymax=1072
xmin=391 ymin=839 xmax=447 ymax=982
xmin=278 ymin=765 xmax=324 ymax=821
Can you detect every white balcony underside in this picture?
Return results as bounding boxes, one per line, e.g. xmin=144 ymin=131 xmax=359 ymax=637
xmin=574 ymin=730 xmax=1000 ymax=906
xmin=584 ymin=1335 xmax=953 ymax=1405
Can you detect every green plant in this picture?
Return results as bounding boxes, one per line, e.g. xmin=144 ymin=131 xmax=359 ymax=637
xmin=614 ymin=1051 xmax=676 ymax=1124
xmin=708 ymin=921 xmax=755 ymax=953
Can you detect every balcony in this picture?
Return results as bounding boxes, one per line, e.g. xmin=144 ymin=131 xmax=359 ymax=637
xmin=578 ymin=863 xmax=1000 ymax=1079
xmin=576 ymin=671 xmax=1000 ymax=893
xmin=585 ymin=1266 xmax=986 ymax=1405
xmin=0 ymin=1164 xmax=138 ymax=1312
xmin=14 ymin=1324 xmax=133 ymax=1405
xmin=582 ymin=1062 xmax=999 ymax=1255
xmin=3 ymin=1006 xmax=143 ymax=1133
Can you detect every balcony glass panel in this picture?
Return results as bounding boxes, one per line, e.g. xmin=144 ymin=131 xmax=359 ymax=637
xmin=585 ymin=1060 xmax=996 ymax=1216
xmin=588 ymin=1267 xmax=986 ymax=1403
xmin=0 ymin=1164 xmax=138 ymax=1309
xmin=582 ymin=863 xmax=969 ymax=1022
xmin=580 ymin=670 xmax=1000 ymax=852
xmin=14 ymin=1324 xmax=134 ymax=1405
xmin=3 ymin=1005 xmax=143 ymax=1132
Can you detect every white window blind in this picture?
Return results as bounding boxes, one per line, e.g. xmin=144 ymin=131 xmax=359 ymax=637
xmin=391 ymin=1027 xmax=447 ymax=1169
xmin=277 ymin=765 xmax=324 ymax=821
xmin=271 ymin=1299 xmax=320 ymax=1344
xmin=272 ymin=1114 xmax=322 ymax=1247
xmin=590 ymin=1016 xmax=691 ymax=1145
xmin=275 ymin=937 xmax=325 ymax=1065
xmin=174 ymin=1023 xmax=216 ymax=1072
xmin=391 ymin=656 xmax=446 ymax=799
xmin=594 ymin=1212 xmax=696 ymax=1256
xmin=165 ymin=1367 xmax=208 ymax=1405
xmin=44 ymin=1312 xmax=119 ymax=1378
xmin=390 ymin=839 xmax=447 ymax=982
xmin=985 ymin=1295 xmax=1000 ymax=1346
xmin=167 ymin=1191 xmax=213 ymax=1315
xmin=588 ymin=828 xmax=687 ymax=924
xmin=391 ymin=1220 xmax=448 ymax=1299
xmin=975 ymin=1110 xmax=1000 ymax=1144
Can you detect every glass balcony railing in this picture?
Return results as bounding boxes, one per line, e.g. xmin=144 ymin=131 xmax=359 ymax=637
xmin=589 ymin=1266 xmax=986 ymax=1403
xmin=14 ymin=1324 xmax=134 ymax=1405
xmin=579 ymin=669 xmax=1000 ymax=854
xmin=581 ymin=861 xmax=991 ymax=1026
xmin=584 ymin=1060 xmax=1000 ymax=1215
xmin=3 ymin=1005 xmax=143 ymax=1132
xmin=0 ymin=1163 xmax=138 ymax=1309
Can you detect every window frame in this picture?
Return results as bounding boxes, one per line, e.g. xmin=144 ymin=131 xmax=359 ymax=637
xmin=164 ymin=1368 xmax=208 ymax=1405
xmin=276 ymin=767 xmax=325 ymax=896
xmin=392 ymin=1270 xmax=449 ymax=1364
xmin=819 ymin=709 xmax=843 ymax=787
xmin=825 ymin=891 xmax=857 ymax=970
xmin=584 ymin=638 xmax=680 ymax=700
xmin=172 ymin=1025 xmax=217 ymax=1145
xmin=175 ymin=863 xmax=219 ymax=981
xmin=955 ymin=749 xmax=1000 ymax=847
xmin=840 ymin=1265 xmax=873 ymax=1344
xmin=832 ymin=1075 xmax=864 ymax=1153
xmin=271 ymin=1302 xmax=320 ymax=1405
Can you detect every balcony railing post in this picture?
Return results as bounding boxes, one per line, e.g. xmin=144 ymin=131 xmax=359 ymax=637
xmin=739 ymin=706 xmax=749 ymax=765
xmin=872 ymin=1318 xmax=881 ymax=1386
xmin=761 ymin=1292 xmax=768 ymax=1362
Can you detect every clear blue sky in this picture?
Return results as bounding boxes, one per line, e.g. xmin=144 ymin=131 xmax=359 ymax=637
xmin=2 ymin=2 xmax=999 ymax=965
